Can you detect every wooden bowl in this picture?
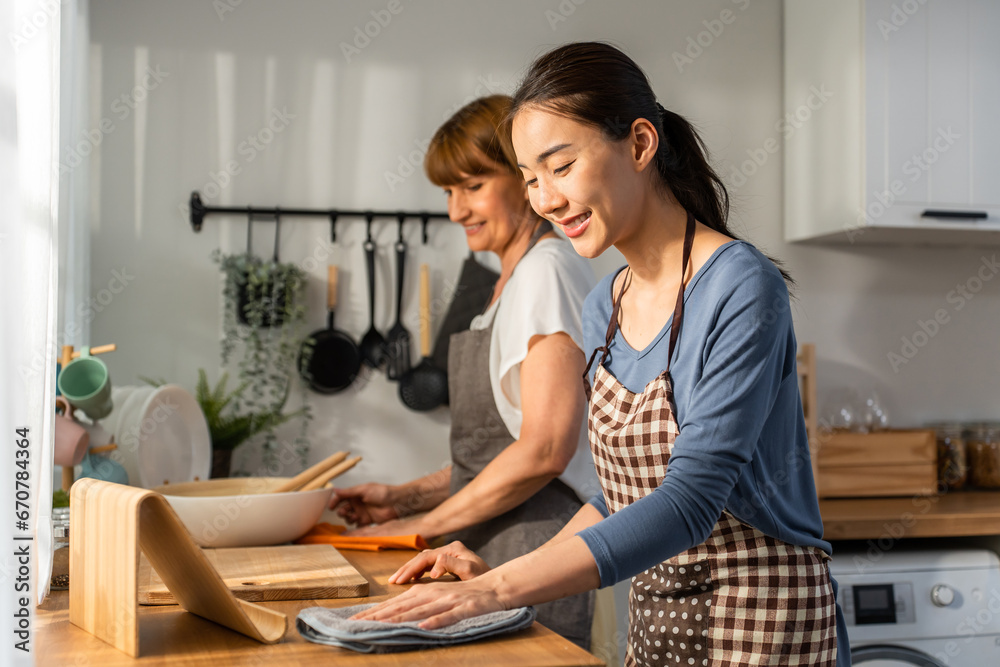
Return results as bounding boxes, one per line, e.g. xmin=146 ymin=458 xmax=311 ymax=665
xmin=154 ymin=477 xmax=333 ymax=548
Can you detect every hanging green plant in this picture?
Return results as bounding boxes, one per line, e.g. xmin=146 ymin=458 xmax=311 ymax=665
xmin=213 ymin=249 xmax=312 ymax=473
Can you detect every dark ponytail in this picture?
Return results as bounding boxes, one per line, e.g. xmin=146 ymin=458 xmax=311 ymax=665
xmin=509 ymin=42 xmax=793 ymax=287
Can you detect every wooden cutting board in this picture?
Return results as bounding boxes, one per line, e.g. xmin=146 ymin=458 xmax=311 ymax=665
xmin=139 ymin=544 xmax=369 ymax=605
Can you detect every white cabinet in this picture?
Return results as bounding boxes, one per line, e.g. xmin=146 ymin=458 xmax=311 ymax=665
xmin=784 ymin=0 xmax=1000 ymax=244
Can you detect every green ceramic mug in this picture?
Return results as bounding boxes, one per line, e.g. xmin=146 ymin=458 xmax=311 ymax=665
xmin=57 ymin=347 xmax=113 ymax=420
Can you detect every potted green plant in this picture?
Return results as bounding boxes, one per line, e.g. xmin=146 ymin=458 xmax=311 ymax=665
xmin=213 ymin=250 xmax=312 ymax=472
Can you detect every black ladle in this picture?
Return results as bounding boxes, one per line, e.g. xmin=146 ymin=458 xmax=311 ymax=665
xmin=399 ymin=264 xmax=448 ymax=411
xmin=360 ymin=212 xmax=387 ymax=368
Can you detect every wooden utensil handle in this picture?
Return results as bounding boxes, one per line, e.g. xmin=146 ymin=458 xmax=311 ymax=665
xmin=72 ymin=343 xmax=117 ymax=359
xmin=327 ymin=265 xmax=338 ymax=311
xmin=300 ymin=456 xmax=362 ymax=491
xmin=420 ymin=264 xmax=431 ymax=357
xmin=272 ymin=451 xmax=348 ymax=493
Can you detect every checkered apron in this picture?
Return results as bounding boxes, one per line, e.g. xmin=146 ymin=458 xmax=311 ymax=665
xmin=584 ymin=212 xmax=838 ymax=666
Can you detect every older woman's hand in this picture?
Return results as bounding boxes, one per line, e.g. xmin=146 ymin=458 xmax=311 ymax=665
xmin=387 ymin=541 xmax=490 ymax=584
xmin=330 ymin=482 xmax=400 ymax=525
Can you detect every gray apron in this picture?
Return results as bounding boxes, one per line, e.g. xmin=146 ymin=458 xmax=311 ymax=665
xmin=445 ymin=223 xmax=595 ymax=651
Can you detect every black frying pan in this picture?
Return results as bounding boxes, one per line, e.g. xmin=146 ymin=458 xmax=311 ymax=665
xmin=299 ymin=265 xmax=361 ymax=394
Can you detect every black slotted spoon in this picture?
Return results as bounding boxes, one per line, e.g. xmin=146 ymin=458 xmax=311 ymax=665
xmin=360 ymin=212 xmax=387 ymax=368
xmin=386 ymin=214 xmax=412 ymax=380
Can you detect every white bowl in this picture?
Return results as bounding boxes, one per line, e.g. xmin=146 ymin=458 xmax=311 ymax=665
xmin=154 ymin=477 xmax=334 ymax=548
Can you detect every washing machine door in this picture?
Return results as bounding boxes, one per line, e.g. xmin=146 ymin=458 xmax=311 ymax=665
xmin=852 ymin=645 xmax=947 ymax=666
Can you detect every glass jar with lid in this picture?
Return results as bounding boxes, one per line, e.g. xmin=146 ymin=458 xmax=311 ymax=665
xmin=50 ymin=506 xmax=70 ymax=590
xmin=928 ymin=422 xmax=967 ymax=491
xmin=966 ymin=423 xmax=1000 ymax=489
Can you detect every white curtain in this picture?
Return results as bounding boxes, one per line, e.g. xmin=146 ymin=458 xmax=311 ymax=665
xmin=0 ymin=4 xmax=82 ymax=656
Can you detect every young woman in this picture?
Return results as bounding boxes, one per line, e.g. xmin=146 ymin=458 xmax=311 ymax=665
xmin=353 ymin=43 xmax=850 ymax=666
xmin=332 ymin=95 xmax=598 ymax=649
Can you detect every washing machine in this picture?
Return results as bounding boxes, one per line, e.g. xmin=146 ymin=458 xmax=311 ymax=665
xmin=830 ymin=548 xmax=1000 ymax=665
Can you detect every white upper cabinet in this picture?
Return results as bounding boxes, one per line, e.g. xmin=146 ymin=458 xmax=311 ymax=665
xmin=784 ymin=0 xmax=1000 ymax=244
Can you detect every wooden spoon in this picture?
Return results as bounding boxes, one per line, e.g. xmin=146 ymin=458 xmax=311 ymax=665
xmin=271 ymin=451 xmax=348 ymax=493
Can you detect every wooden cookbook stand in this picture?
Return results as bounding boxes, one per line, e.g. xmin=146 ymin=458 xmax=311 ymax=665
xmin=69 ymin=478 xmax=287 ymax=657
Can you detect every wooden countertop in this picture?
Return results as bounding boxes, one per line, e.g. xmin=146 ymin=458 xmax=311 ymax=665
xmin=820 ymin=490 xmax=1000 ymax=540
xmin=36 ymin=547 xmax=603 ymax=666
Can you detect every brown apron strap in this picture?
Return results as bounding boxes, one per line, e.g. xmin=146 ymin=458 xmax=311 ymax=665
xmin=584 ymin=209 xmax=696 ymax=380
xmin=666 ymin=209 xmax=696 ymax=370
xmin=583 ymin=267 xmax=630 ymax=380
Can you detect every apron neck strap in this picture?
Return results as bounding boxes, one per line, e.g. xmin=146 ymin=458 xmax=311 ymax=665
xmin=583 ymin=209 xmax=696 ymax=381
xmin=666 ymin=209 xmax=696 ymax=367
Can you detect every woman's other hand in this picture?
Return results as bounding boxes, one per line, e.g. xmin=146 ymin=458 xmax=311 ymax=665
xmin=387 ymin=541 xmax=490 ymax=584
xmin=330 ymin=483 xmax=399 ymax=525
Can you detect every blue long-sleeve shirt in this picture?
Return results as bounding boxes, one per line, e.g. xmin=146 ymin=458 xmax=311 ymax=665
xmin=577 ymin=240 xmax=829 ymax=578
xmin=576 ymin=240 xmax=849 ymax=662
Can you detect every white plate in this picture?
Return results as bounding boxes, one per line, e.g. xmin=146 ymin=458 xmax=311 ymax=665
xmin=111 ymin=385 xmax=211 ymax=487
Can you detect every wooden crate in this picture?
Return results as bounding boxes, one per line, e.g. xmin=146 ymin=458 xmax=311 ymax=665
xmin=816 ymin=429 xmax=937 ymax=499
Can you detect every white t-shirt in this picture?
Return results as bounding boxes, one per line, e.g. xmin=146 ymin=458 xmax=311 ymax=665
xmin=470 ymin=238 xmax=602 ymax=503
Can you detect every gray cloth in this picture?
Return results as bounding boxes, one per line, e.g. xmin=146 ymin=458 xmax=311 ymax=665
xmin=296 ymin=603 xmax=536 ymax=653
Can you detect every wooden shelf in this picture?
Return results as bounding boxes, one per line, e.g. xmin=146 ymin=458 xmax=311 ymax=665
xmin=820 ymin=491 xmax=1000 ymax=540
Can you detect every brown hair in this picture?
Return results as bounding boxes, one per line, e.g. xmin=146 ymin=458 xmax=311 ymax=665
xmin=424 ymin=95 xmax=518 ymax=187
xmin=509 ymin=42 xmax=792 ymax=286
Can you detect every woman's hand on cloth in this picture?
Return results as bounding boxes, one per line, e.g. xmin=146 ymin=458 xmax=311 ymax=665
xmin=330 ymin=482 xmax=400 ymax=525
xmin=387 ymin=541 xmax=490 ymax=584
xmin=351 ymin=578 xmax=505 ymax=629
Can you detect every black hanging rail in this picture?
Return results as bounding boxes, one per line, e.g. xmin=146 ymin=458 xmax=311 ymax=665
xmin=188 ymin=191 xmax=451 ymax=243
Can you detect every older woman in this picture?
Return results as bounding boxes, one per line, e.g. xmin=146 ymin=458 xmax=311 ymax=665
xmin=332 ymin=95 xmax=598 ymax=649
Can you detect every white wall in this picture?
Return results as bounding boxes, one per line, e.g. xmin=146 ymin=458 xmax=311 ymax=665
xmin=78 ymin=0 xmax=1000 ymax=658
xmin=84 ymin=0 xmax=999 ymax=475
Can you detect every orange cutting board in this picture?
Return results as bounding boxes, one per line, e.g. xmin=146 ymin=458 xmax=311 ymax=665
xmin=139 ymin=544 xmax=369 ymax=605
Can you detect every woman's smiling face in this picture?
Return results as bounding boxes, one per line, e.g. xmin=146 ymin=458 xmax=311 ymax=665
xmin=444 ymin=169 xmax=531 ymax=256
xmin=512 ymin=106 xmax=649 ymax=259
